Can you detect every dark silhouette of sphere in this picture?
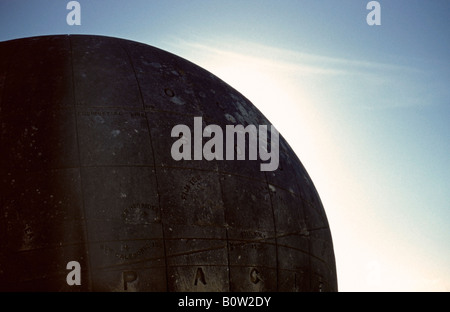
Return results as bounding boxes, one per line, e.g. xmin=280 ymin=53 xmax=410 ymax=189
xmin=0 ymin=35 xmax=337 ymax=291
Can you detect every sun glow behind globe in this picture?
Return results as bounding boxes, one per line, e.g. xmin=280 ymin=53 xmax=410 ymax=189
xmin=0 ymin=0 xmax=449 ymax=292
xmin=164 ymin=38 xmax=450 ymax=292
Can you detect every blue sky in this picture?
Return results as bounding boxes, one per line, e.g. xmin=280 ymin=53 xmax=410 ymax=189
xmin=1 ymin=1 xmax=449 ymax=291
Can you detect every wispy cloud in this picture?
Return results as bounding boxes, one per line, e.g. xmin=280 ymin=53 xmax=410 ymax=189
xmin=162 ymin=36 xmax=434 ymax=111
xmin=166 ymin=37 xmax=421 ymax=78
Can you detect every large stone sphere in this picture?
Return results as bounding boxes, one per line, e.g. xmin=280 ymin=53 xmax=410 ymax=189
xmin=0 ymin=35 xmax=337 ymax=291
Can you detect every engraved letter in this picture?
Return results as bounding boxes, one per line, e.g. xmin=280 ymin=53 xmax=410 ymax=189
xmin=250 ymin=268 xmax=261 ymax=284
xmin=194 ymin=267 xmax=207 ymax=286
xmin=123 ymin=271 xmax=138 ymax=290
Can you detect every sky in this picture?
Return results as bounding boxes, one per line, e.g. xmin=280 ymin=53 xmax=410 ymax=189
xmin=0 ymin=0 xmax=449 ymax=291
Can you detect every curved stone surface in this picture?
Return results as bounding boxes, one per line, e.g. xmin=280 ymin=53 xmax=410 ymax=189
xmin=0 ymin=35 xmax=337 ymax=291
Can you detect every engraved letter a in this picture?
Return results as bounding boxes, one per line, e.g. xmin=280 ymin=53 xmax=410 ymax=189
xmin=194 ymin=267 xmax=207 ymax=286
